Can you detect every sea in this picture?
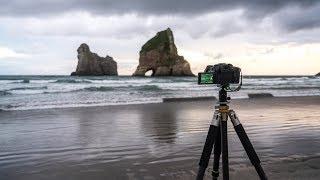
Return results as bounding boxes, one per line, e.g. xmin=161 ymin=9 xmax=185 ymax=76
xmin=0 ymin=75 xmax=319 ymax=111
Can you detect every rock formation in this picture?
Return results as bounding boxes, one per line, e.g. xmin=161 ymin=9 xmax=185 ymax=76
xmin=133 ymin=28 xmax=194 ymax=76
xmin=71 ymin=43 xmax=118 ymax=76
xmin=316 ymin=72 xmax=320 ymax=76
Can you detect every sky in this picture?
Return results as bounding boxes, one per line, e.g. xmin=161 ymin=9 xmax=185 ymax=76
xmin=0 ymin=0 xmax=320 ymax=75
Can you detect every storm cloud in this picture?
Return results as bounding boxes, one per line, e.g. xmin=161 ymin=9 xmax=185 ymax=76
xmin=0 ymin=0 xmax=317 ymax=16
xmin=272 ymin=4 xmax=320 ymax=32
xmin=0 ymin=0 xmax=319 ymax=35
xmin=1 ymin=0 xmax=319 ymax=32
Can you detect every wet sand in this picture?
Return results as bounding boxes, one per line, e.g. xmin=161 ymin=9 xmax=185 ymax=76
xmin=1 ymin=96 xmax=320 ymax=180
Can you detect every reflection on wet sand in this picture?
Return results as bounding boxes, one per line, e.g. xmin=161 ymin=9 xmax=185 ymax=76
xmin=139 ymin=106 xmax=178 ymax=144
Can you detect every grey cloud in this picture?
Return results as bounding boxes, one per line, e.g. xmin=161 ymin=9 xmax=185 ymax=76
xmin=210 ymin=20 xmax=245 ymax=37
xmin=204 ymin=52 xmax=224 ymax=60
xmin=213 ymin=53 xmax=224 ymax=59
xmin=1 ymin=0 xmax=320 ymax=39
xmin=0 ymin=0 xmax=317 ymax=17
xmin=263 ymin=48 xmax=274 ymax=54
xmin=274 ymin=4 xmax=320 ymax=32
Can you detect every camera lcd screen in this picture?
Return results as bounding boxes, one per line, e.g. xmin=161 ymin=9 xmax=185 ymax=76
xmin=198 ymin=73 xmax=214 ymax=84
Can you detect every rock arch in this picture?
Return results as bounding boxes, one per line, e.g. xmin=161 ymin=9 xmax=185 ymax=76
xmin=144 ymin=69 xmax=155 ymax=76
xmin=133 ymin=28 xmax=194 ymax=76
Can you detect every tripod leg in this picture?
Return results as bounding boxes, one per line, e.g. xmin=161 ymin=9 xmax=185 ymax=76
xmin=196 ymin=112 xmax=221 ymax=180
xmin=220 ymin=112 xmax=229 ymax=180
xmin=212 ymin=126 xmax=221 ymax=180
xmin=229 ymin=110 xmax=268 ymax=180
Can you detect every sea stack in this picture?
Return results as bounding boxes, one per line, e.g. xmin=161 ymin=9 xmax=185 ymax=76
xmin=71 ymin=43 xmax=118 ymax=76
xmin=133 ymin=28 xmax=194 ymax=76
xmin=316 ymin=72 xmax=320 ymax=76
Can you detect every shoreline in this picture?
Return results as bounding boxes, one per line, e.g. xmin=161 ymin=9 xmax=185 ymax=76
xmin=1 ymin=95 xmax=320 ymax=112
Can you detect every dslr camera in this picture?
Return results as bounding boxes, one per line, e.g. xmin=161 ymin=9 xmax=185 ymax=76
xmin=198 ymin=63 xmax=241 ymax=86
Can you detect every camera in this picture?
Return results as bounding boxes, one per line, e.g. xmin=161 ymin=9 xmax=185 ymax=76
xmin=198 ymin=63 xmax=241 ymax=85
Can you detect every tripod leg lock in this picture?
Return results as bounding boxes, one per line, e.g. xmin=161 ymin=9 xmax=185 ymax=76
xmin=228 ymin=110 xmax=241 ymax=126
xmin=211 ymin=111 xmax=220 ymax=127
xmin=212 ymin=170 xmax=219 ymax=178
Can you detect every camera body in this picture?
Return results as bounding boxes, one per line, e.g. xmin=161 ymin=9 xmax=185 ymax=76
xmin=198 ymin=63 xmax=241 ymax=85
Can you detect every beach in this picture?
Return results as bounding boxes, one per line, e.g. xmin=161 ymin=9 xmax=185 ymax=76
xmin=1 ymin=0 xmax=320 ymax=179
xmin=1 ymin=96 xmax=320 ymax=180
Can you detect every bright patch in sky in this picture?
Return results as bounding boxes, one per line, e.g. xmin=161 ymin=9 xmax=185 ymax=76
xmin=0 ymin=47 xmax=28 ymax=59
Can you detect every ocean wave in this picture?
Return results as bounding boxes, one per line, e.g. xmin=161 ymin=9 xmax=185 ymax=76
xmin=271 ymin=86 xmax=320 ymax=90
xmin=0 ymin=91 xmax=12 ymax=96
xmin=53 ymin=79 xmax=92 ymax=83
xmin=42 ymin=85 xmax=163 ymax=94
xmin=309 ymin=76 xmax=319 ymax=79
xmin=8 ymin=86 xmax=48 ymax=91
xmin=170 ymin=78 xmax=196 ymax=83
xmin=132 ymin=85 xmax=163 ymax=91
xmin=42 ymin=86 xmax=115 ymax=94
xmin=0 ymin=100 xmax=163 ymax=111
xmin=21 ymin=79 xmax=30 ymax=83
xmin=76 ymin=85 xmax=163 ymax=92
xmin=148 ymin=78 xmax=195 ymax=83
xmin=83 ymin=86 xmax=115 ymax=92
xmin=0 ymin=104 xmax=20 ymax=111
xmin=10 ymin=79 xmax=30 ymax=83
xmin=242 ymin=86 xmax=320 ymax=90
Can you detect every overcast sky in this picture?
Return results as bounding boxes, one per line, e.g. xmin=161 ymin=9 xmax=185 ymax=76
xmin=0 ymin=0 xmax=319 ymax=75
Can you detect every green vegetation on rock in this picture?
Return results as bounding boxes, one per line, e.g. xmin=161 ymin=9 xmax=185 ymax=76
xmin=140 ymin=29 xmax=171 ymax=53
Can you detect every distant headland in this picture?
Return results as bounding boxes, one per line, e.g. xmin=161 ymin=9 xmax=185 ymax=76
xmin=71 ymin=28 xmax=194 ymax=76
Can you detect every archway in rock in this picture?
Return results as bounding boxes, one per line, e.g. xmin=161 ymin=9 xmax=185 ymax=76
xmin=145 ymin=69 xmax=155 ymax=76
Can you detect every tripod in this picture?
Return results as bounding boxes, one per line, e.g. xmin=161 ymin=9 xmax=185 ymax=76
xmin=196 ymin=87 xmax=268 ymax=180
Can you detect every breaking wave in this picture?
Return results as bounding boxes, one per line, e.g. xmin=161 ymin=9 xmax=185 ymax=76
xmin=78 ymin=85 xmax=163 ymax=92
xmin=9 ymin=79 xmax=30 ymax=84
xmin=8 ymin=86 xmax=48 ymax=91
xmin=53 ymin=79 xmax=92 ymax=83
xmin=41 ymin=85 xmax=163 ymax=94
xmin=21 ymin=79 xmax=30 ymax=83
xmin=0 ymin=91 xmax=12 ymax=96
xmin=242 ymin=86 xmax=320 ymax=90
xmin=0 ymin=104 xmax=20 ymax=111
xmin=132 ymin=85 xmax=163 ymax=91
xmin=83 ymin=86 xmax=115 ymax=92
xmin=1 ymin=75 xmax=319 ymax=111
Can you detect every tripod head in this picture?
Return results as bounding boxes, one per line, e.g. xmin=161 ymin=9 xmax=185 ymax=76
xmin=216 ymin=71 xmax=243 ymax=105
xmin=218 ymin=86 xmax=230 ymax=106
